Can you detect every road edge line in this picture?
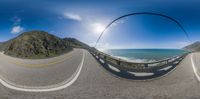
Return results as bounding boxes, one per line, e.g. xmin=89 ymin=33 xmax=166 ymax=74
xmin=191 ymin=53 xmax=200 ymax=82
xmin=0 ymin=50 xmax=85 ymax=92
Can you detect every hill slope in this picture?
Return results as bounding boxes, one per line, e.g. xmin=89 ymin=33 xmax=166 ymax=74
xmin=3 ymin=31 xmax=72 ymax=59
xmin=183 ymin=41 xmax=200 ymax=52
xmin=0 ymin=41 xmax=9 ymax=52
xmin=63 ymin=38 xmax=90 ymax=48
xmin=0 ymin=42 xmax=4 ymax=51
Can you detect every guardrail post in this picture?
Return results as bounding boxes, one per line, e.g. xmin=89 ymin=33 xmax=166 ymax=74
xmin=117 ymin=60 xmax=121 ymax=65
xmin=94 ymin=51 xmax=96 ymax=55
xmin=104 ymin=56 xmax=106 ymax=60
xmin=166 ymin=60 xmax=168 ymax=64
xmin=144 ymin=64 xmax=148 ymax=68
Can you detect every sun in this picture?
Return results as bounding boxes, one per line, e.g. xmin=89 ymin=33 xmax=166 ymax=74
xmin=92 ymin=23 xmax=105 ymax=34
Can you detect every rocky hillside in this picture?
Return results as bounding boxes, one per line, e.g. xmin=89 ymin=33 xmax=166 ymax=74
xmin=3 ymin=31 xmax=72 ymax=59
xmin=0 ymin=41 xmax=9 ymax=52
xmin=63 ymin=38 xmax=89 ymax=48
xmin=183 ymin=41 xmax=200 ymax=52
xmin=0 ymin=43 xmax=4 ymax=51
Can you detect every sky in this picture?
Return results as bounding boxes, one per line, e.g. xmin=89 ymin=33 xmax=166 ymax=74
xmin=0 ymin=0 xmax=200 ymax=49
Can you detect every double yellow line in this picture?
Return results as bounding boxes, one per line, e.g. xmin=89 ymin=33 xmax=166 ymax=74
xmin=11 ymin=53 xmax=75 ymax=68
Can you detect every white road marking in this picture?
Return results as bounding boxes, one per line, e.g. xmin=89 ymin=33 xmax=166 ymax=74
xmin=191 ymin=53 xmax=200 ymax=82
xmin=0 ymin=50 xmax=85 ymax=92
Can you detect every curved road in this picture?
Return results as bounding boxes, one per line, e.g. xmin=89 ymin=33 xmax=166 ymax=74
xmin=0 ymin=49 xmax=199 ymax=99
xmin=0 ymin=49 xmax=84 ymax=87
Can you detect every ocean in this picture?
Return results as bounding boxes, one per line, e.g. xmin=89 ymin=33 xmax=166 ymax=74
xmin=103 ymin=49 xmax=188 ymax=63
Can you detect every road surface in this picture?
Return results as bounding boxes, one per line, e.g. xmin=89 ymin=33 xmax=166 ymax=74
xmin=0 ymin=49 xmax=83 ymax=87
xmin=0 ymin=49 xmax=199 ymax=99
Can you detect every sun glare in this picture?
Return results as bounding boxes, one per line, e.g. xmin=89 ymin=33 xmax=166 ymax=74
xmin=92 ymin=23 xmax=105 ymax=34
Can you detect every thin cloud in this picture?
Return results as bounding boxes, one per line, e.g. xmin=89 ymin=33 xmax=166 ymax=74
xmin=10 ymin=16 xmax=24 ymax=34
xmin=63 ymin=13 xmax=82 ymax=21
xmin=11 ymin=16 xmax=21 ymax=25
xmin=11 ymin=26 xmax=24 ymax=34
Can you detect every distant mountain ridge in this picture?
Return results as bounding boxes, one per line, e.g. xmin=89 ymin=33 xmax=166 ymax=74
xmin=63 ymin=38 xmax=90 ymax=49
xmin=183 ymin=41 xmax=200 ymax=52
xmin=0 ymin=30 xmax=91 ymax=59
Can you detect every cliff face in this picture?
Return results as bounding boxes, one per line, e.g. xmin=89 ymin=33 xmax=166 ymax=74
xmin=3 ymin=30 xmax=72 ymax=59
xmin=183 ymin=41 xmax=200 ymax=52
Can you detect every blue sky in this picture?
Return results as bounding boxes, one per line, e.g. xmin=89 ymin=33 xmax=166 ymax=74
xmin=0 ymin=0 xmax=200 ymax=49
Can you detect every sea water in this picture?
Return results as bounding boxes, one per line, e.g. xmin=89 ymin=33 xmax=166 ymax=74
xmin=103 ymin=49 xmax=188 ymax=63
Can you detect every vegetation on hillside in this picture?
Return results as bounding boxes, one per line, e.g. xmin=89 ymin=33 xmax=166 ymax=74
xmin=0 ymin=30 xmax=94 ymax=59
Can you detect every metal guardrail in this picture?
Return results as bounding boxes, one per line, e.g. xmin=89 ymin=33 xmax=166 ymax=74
xmin=89 ymin=49 xmax=188 ymax=73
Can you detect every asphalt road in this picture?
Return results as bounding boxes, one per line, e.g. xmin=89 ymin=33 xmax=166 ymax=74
xmin=0 ymin=49 xmax=83 ymax=87
xmin=193 ymin=52 xmax=200 ymax=72
xmin=0 ymin=49 xmax=199 ymax=99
